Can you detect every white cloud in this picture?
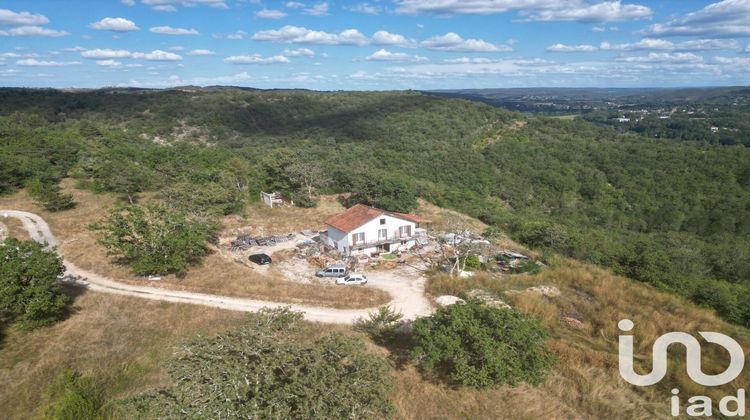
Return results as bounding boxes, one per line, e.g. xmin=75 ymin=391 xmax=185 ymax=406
xmin=153 ymin=5 xmax=177 ymax=12
xmin=141 ymin=0 xmax=228 ymax=11
xmin=0 ymin=26 xmax=69 ymax=37
xmin=546 ymin=43 xmax=598 ymax=52
xmin=615 ymin=52 xmax=703 ymax=63
xmin=89 ymin=17 xmax=139 ymax=32
xmin=168 ymin=46 xmax=185 ymax=51
xmin=365 ymin=49 xmax=427 ymax=62
xmin=642 ymin=0 xmax=750 ymax=37
xmin=601 ymin=38 xmax=741 ymax=51
xmin=746 ymin=44 xmax=750 ymax=53
xmin=0 ymin=8 xmax=49 ymax=26
xmin=16 ymin=59 xmax=81 ymax=66
xmin=96 ymin=59 xmax=122 ymax=67
xmin=149 ymin=26 xmax=200 ymax=35
xmin=524 ymin=1 xmax=652 ymax=22
xmin=592 ymin=26 xmax=606 ymax=32
xmin=286 ymin=2 xmax=305 ymax=9
xmin=601 ymin=38 xmax=674 ymax=51
xmin=256 ymin=9 xmax=287 ymax=19
xmin=187 ymin=49 xmax=216 ymax=55
xmin=347 ymin=3 xmax=381 ymax=15
xmin=0 ymin=51 xmax=39 ymax=58
xmin=252 ymin=25 xmax=369 ymax=45
xmin=372 ymin=30 xmax=415 ymax=47
xmin=62 ymin=46 xmax=87 ymax=52
xmin=224 ymin=54 xmax=291 ymax=64
xmin=282 ymin=48 xmax=315 ymax=57
xmin=394 ymin=0 xmax=652 ymax=22
xmin=132 ymin=49 xmax=183 ymax=61
xmin=227 ymin=30 xmax=246 ymax=40
xmin=121 ymin=0 xmax=136 ymax=6
xmin=81 ymin=48 xmax=133 ymax=59
xmin=421 ymin=32 xmax=511 ymax=52
xmin=304 ymin=2 xmax=329 ymax=16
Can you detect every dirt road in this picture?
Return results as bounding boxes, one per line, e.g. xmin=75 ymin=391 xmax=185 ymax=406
xmin=1 ymin=210 xmax=433 ymax=324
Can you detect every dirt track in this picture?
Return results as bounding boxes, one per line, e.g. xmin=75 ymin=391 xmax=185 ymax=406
xmin=1 ymin=210 xmax=433 ymax=324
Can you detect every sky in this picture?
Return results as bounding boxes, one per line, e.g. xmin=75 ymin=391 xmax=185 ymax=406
xmin=1 ymin=0 xmax=749 ymax=90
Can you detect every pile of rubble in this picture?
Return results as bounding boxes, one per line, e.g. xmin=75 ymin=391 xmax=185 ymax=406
xmin=230 ymin=233 xmax=297 ymax=251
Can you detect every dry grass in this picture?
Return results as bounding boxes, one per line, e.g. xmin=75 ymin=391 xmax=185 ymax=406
xmin=0 ymin=288 xmax=247 ymax=419
xmin=420 ymin=257 xmax=750 ymax=418
xmin=222 ymin=195 xmax=346 ymax=236
xmin=0 ymin=183 xmax=388 ymax=309
xmin=0 ymin=217 xmax=30 ymax=240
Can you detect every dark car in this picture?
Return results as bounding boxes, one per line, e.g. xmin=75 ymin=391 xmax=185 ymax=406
xmin=248 ymin=253 xmax=272 ymax=265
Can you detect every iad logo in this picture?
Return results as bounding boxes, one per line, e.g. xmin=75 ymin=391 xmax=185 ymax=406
xmin=618 ymin=319 xmax=746 ymax=417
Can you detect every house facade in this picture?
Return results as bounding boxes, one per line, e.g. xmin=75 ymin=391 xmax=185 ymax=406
xmin=323 ymin=204 xmax=428 ymax=256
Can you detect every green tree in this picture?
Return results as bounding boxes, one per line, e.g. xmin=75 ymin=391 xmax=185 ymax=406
xmin=90 ymin=203 xmax=219 ymax=276
xmin=0 ymin=238 xmax=69 ymax=330
xmin=120 ymin=308 xmax=394 ymax=419
xmin=26 ymin=179 xmax=76 ymax=212
xmin=347 ymin=173 xmax=418 ymax=213
xmin=411 ymin=301 xmax=555 ymax=388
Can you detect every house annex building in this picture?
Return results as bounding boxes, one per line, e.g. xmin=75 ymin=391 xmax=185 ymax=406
xmin=322 ymin=204 xmax=429 ymax=256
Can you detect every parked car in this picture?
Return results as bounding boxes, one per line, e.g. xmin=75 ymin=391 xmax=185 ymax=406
xmin=336 ymin=273 xmax=367 ymax=285
xmin=248 ymin=253 xmax=272 ymax=265
xmin=316 ymin=265 xmax=347 ymax=277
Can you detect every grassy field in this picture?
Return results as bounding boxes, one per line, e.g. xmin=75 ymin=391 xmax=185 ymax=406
xmin=0 ymin=181 xmax=389 ymax=309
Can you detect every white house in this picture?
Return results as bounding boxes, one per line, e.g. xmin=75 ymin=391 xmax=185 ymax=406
xmin=322 ymin=204 xmax=429 ymax=256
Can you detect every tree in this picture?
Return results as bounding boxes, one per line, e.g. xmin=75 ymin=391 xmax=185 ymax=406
xmin=346 ymin=173 xmax=418 ymax=213
xmin=90 ymin=203 xmax=219 ymax=276
xmin=26 ymin=179 xmax=76 ymax=212
xmin=286 ymin=159 xmax=327 ymax=207
xmin=411 ymin=301 xmax=555 ymax=388
xmin=0 ymin=238 xmax=69 ymax=329
xmin=120 ymin=308 xmax=394 ymax=419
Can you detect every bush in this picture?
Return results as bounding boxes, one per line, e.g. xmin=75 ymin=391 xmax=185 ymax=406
xmin=355 ymin=306 xmax=405 ymax=342
xmin=460 ymin=255 xmax=482 ymax=271
xmin=26 ymin=179 xmax=75 ymax=212
xmin=0 ymin=238 xmax=69 ymax=329
xmin=120 ymin=308 xmax=394 ymax=419
xmin=44 ymin=370 xmax=103 ymax=420
xmin=90 ymin=203 xmax=219 ymax=276
xmin=411 ymin=300 xmax=555 ymax=388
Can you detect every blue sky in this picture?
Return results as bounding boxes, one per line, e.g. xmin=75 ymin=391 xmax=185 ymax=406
xmin=1 ymin=0 xmax=749 ymax=89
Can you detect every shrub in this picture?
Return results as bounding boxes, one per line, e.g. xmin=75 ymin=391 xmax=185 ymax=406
xmin=355 ymin=306 xmax=405 ymax=342
xmin=460 ymin=255 xmax=482 ymax=271
xmin=26 ymin=179 xmax=75 ymax=212
xmin=411 ymin=300 xmax=555 ymax=388
xmin=90 ymin=203 xmax=219 ymax=276
xmin=44 ymin=370 xmax=103 ymax=420
xmin=0 ymin=238 xmax=69 ymax=330
xmin=120 ymin=308 xmax=394 ymax=419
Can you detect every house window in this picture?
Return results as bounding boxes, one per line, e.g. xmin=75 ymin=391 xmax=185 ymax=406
xmin=380 ymin=218 xmax=386 ymax=225
xmin=399 ymin=225 xmax=412 ymax=237
xmin=352 ymin=232 xmax=365 ymax=245
xmin=378 ymin=228 xmax=387 ymax=240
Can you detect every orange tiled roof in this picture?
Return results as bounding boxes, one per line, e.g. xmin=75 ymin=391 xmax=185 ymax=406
xmin=325 ymin=204 xmax=429 ymax=233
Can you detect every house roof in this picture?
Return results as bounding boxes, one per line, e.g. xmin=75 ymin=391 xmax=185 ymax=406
xmin=324 ymin=203 xmax=429 ymax=233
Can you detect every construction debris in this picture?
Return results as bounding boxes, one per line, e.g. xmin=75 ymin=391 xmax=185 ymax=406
xmin=230 ymin=233 xmax=297 ymax=251
xmin=435 ymin=295 xmax=465 ymax=306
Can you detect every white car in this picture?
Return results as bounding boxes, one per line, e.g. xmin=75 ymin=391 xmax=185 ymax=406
xmin=336 ymin=273 xmax=368 ymax=285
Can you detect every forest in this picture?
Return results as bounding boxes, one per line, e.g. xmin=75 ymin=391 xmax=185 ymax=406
xmin=2 ymin=87 xmax=750 ymax=326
